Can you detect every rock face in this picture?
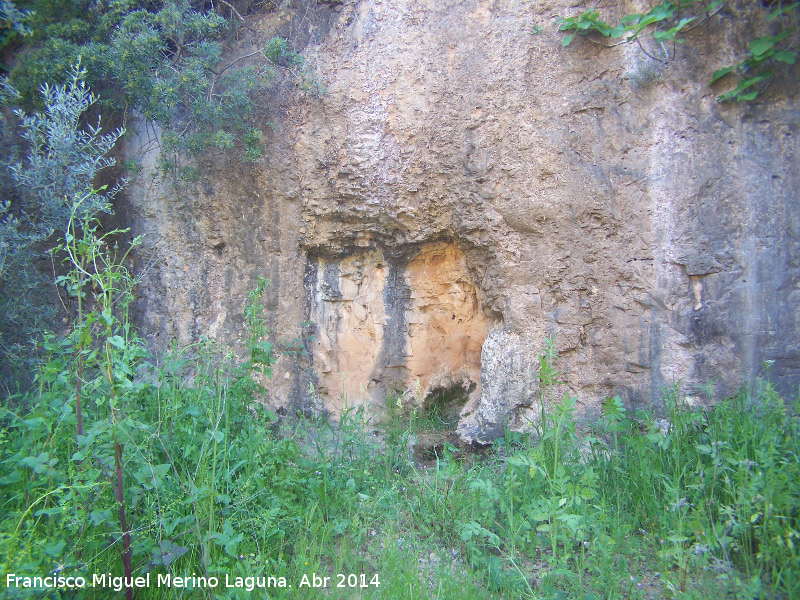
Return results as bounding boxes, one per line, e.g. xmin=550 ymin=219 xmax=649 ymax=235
xmin=308 ymin=242 xmax=489 ymax=413
xmin=124 ymin=0 xmax=800 ymax=441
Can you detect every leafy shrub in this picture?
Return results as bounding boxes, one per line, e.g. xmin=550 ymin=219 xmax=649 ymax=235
xmin=0 ymin=63 xmax=124 ymax=387
xmin=10 ymin=62 xmax=123 ymax=229
xmin=5 ymin=0 xmax=281 ymax=174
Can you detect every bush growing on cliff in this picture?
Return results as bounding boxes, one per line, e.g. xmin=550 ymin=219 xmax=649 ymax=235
xmin=3 ymin=0 xmax=275 ymax=172
xmin=0 ymin=63 xmax=124 ymax=386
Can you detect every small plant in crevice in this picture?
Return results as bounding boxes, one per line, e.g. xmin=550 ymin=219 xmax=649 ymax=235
xmin=558 ymin=2 xmax=712 ymax=56
xmin=238 ymin=274 xmax=275 ymax=392
xmin=263 ymin=35 xmax=326 ymax=98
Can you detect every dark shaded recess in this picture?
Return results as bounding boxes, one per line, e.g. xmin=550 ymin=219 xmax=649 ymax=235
xmin=689 ymin=309 xmax=729 ymax=343
xmin=422 ymin=380 xmax=476 ymax=428
xmin=320 ymin=260 xmax=342 ymax=301
xmin=304 ymin=231 xmax=478 ymax=262
xmin=414 ymin=380 xmax=479 ymax=463
xmin=414 ymin=431 xmax=464 ymax=463
xmin=377 ymin=258 xmax=410 ymax=377
xmin=413 ymin=431 xmax=493 ymax=464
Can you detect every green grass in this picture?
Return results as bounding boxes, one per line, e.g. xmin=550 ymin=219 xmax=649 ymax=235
xmin=1 ymin=275 xmax=798 ymax=600
xmin=2 ymin=378 xmax=797 ymax=600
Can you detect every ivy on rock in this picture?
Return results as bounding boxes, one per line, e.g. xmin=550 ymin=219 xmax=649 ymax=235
xmin=553 ymin=1 xmax=798 ymax=102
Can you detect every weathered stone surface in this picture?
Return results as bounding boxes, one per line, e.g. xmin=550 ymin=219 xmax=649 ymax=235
xmin=305 ymin=241 xmax=490 ymax=415
xmin=123 ymin=0 xmax=800 ymax=441
xmin=458 ymin=327 xmax=538 ymax=443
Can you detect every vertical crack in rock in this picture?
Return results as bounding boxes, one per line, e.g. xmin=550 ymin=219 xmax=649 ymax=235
xmin=374 ymin=255 xmax=411 ymax=391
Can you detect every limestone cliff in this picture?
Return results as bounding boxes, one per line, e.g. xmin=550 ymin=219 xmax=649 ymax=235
xmin=124 ymin=0 xmax=800 ymax=442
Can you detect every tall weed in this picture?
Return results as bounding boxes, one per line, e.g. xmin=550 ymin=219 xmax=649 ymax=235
xmin=460 ymin=339 xmax=800 ymax=599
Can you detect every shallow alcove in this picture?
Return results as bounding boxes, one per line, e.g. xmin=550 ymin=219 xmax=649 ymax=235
xmin=307 ymin=241 xmax=490 ymax=418
xmin=421 ymin=378 xmax=477 ymax=429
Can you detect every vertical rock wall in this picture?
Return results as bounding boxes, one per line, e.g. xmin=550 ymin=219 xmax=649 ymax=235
xmin=124 ymin=0 xmax=800 ymax=441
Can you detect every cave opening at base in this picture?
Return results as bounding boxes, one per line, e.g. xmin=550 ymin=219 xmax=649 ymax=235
xmin=412 ymin=378 xmax=484 ymax=464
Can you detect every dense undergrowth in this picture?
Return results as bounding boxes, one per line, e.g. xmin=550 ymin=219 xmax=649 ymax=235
xmin=1 ymin=277 xmax=798 ymax=600
xmin=1 ymin=149 xmax=799 ymax=599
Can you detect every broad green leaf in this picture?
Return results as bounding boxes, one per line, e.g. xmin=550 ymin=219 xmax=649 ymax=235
xmin=697 ymin=444 xmax=713 ymax=455
xmin=44 ymin=540 xmax=66 ymax=557
xmin=748 ymin=37 xmax=775 ymax=58
xmin=0 ymin=471 xmax=22 ymax=485
xmin=152 ymin=463 xmax=171 ymax=478
xmin=146 ymin=540 xmax=189 ymax=573
xmin=711 ymin=66 xmax=734 ymax=84
xmin=619 ymin=13 xmax=643 ymax=24
xmin=35 ymin=507 xmax=62 ymax=517
xmin=653 ymin=17 xmax=695 ymax=42
xmin=562 ymin=34 xmax=575 ymax=47
xmin=739 ymin=89 xmax=760 ymax=101
xmin=716 ymin=71 xmax=772 ymax=102
xmin=107 ymin=335 xmax=126 ymax=349
xmin=639 ymin=4 xmax=675 ymax=29
xmin=768 ymin=2 xmax=799 ymax=21
xmin=774 ymin=51 xmax=797 ymax=64
xmin=20 ymin=452 xmax=52 ymax=474
xmin=611 ymin=24 xmax=633 ymax=38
